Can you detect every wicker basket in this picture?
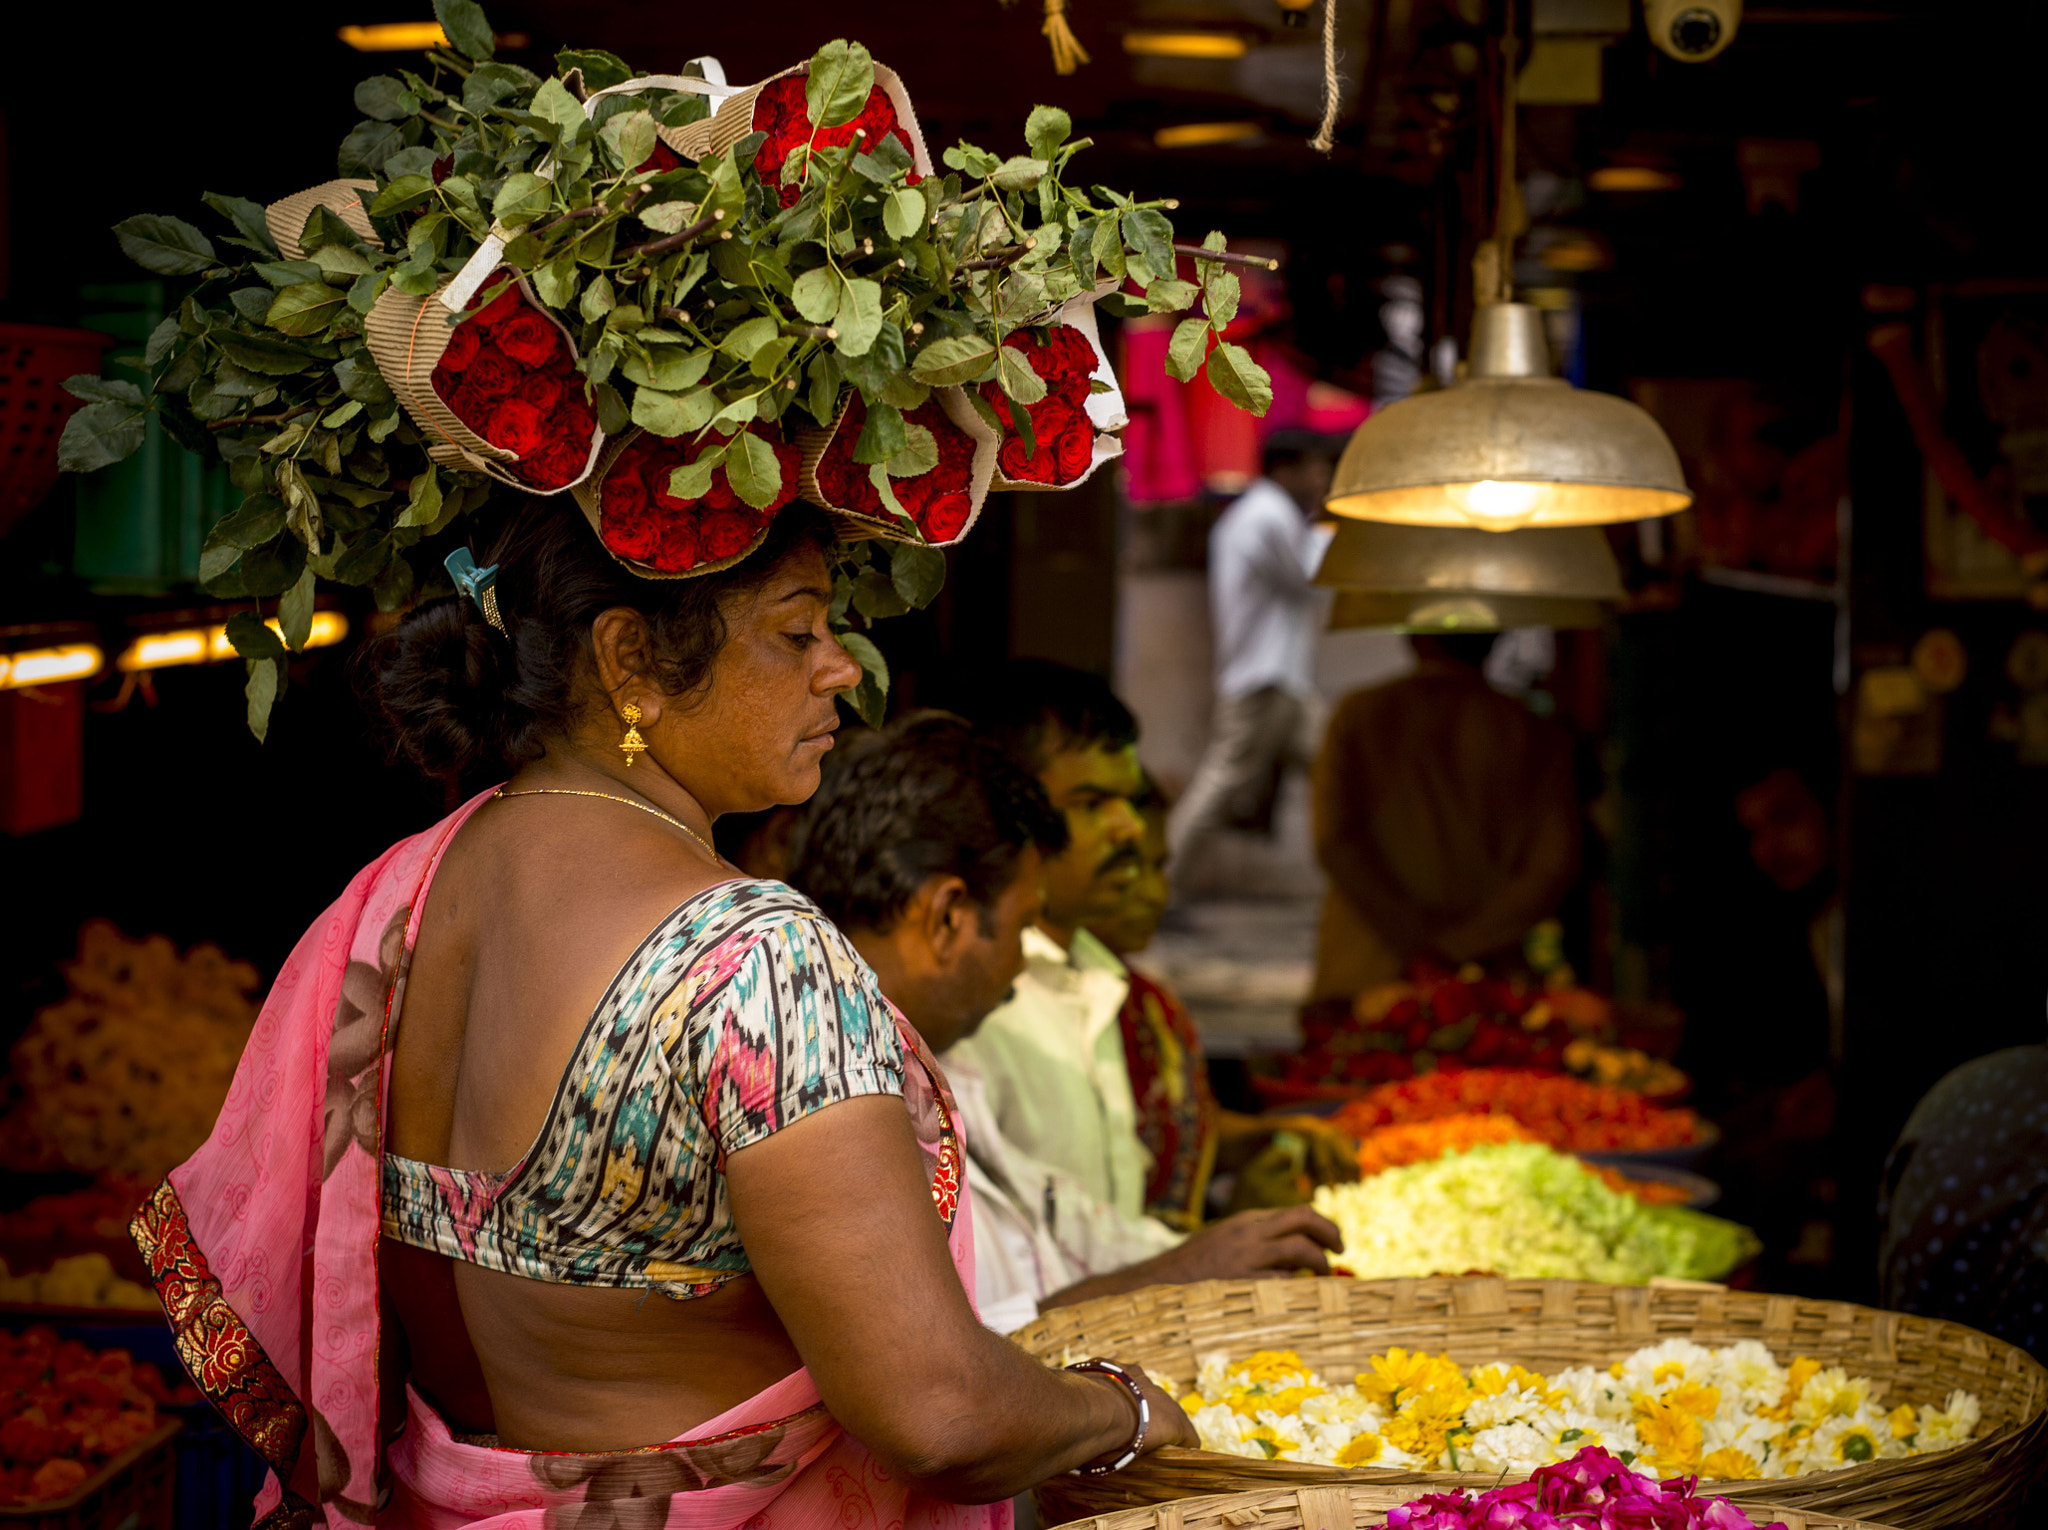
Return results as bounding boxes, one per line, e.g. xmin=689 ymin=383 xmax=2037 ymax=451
xmin=1013 ymin=1277 xmax=2048 ymax=1530
xmin=1053 ymin=1481 xmax=1898 ymax=1530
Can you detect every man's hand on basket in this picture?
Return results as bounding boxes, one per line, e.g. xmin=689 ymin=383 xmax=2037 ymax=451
xmin=1148 ymin=1206 xmax=1344 ymax=1283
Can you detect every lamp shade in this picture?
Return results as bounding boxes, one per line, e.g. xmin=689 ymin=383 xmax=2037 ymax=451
xmin=1315 ymin=518 xmax=1623 ymax=632
xmin=1327 ymin=304 xmax=1690 ymax=531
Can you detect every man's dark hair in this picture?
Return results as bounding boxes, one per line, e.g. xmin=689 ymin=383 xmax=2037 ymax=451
xmin=1261 ymin=428 xmax=1343 ymax=478
xmin=956 ymin=659 xmax=1138 ymax=773
xmin=788 ymin=712 xmax=1070 ymax=934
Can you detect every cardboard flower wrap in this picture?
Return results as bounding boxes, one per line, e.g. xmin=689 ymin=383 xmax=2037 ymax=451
xmin=795 ymin=386 xmax=997 ymax=547
xmin=363 ymin=268 xmax=602 ymax=492
xmin=264 ymin=180 xmax=382 ymax=261
xmin=985 ymin=291 xmax=1127 ymax=492
xmin=571 ymin=424 xmax=802 ymax=579
xmin=659 ymin=61 xmax=935 ymax=186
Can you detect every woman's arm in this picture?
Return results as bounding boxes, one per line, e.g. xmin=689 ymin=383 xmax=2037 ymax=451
xmin=727 ymin=1095 xmax=1197 ymax=1501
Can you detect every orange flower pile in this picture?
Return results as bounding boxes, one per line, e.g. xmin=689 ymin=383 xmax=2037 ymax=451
xmin=1354 ymin=1114 xmax=1536 ymax=1175
xmin=1332 ymin=1068 xmax=1700 ymax=1154
xmin=0 ymin=1328 xmax=176 ymax=1505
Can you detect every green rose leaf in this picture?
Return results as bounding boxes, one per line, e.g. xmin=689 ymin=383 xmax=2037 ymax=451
xmin=885 ymin=422 xmax=938 ymax=478
xmin=1165 ymin=317 xmax=1210 ymax=383
xmin=215 ymin=496 xmax=290 ymax=556
xmin=215 ymin=331 xmax=317 ymax=375
xmin=113 ymin=214 xmax=216 ymax=276
xmin=333 ymin=532 xmax=392 ymax=586
xmin=1205 ymin=341 xmax=1272 ymax=416
xmin=1124 ymin=208 xmax=1176 ymax=286
xmin=990 ymin=156 xmax=1049 ymax=192
xmin=334 ymin=353 xmax=395 ymax=406
xmin=996 ymin=345 xmax=1049 ymax=406
xmin=599 ymin=110 xmax=658 ymax=175
xmin=1025 ymin=105 xmax=1072 ymax=162
xmin=791 ymin=266 xmax=843 ymax=326
xmin=373 ymin=551 xmax=416 ymax=612
xmin=354 ymin=76 xmax=413 ymax=121
xmin=266 ymin=283 xmax=347 ymax=337
xmin=837 ymin=630 xmax=890 ymax=727
xmin=1092 ymin=217 xmax=1127 ymax=281
xmin=632 ymin=384 xmax=717 ymax=436
xmin=465 ymin=61 xmax=542 ymax=112
xmin=201 ymin=192 xmax=279 ymax=258
xmin=883 ymin=188 xmax=926 ymax=241
xmin=806 ymin=40 xmax=876 ymax=130
xmin=1144 ymin=277 xmax=1200 ymax=314
xmin=909 ymin=333 xmax=996 ymax=387
xmin=57 ymin=400 xmax=148 ymax=473
xmin=370 ymin=177 xmax=438 ymax=221
xmin=529 ymin=77 xmax=587 ymax=141
xmin=225 ymin=612 xmax=286 ymax=661
xmin=245 ymin=656 xmax=283 ymax=742
xmin=254 ymin=258 xmax=324 ymax=288
xmin=531 ymin=252 xmax=579 ymax=310
xmin=723 ymin=315 xmax=779 ymax=361
xmin=143 ymin=316 xmax=183 ymax=367
xmin=396 ymin=465 xmax=443 ymax=528
xmin=726 ymin=429 xmax=784 ymax=510
xmin=337 ymin=121 xmax=406 ymax=179
xmin=622 ymin=345 xmax=712 ymax=391
xmin=1201 ymin=231 xmax=1241 ymax=328
xmin=62 ymin=376 xmax=145 ymax=406
xmin=889 ymin=543 xmax=946 ymax=605
xmin=665 ymin=456 xmax=717 ymax=502
xmin=433 ymin=0 xmax=496 ymax=61
xmin=852 ymin=401 xmax=906 ymax=464
xmin=311 ymin=243 xmax=372 ymax=280
xmin=556 ymin=48 xmax=633 ymax=91
xmin=579 ymin=274 xmax=616 ymax=322
xmin=833 ymin=279 xmax=884 ymax=357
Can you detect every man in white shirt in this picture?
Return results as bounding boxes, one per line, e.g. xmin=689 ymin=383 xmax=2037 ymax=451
xmin=1168 ymin=432 xmax=1340 ymax=877
xmin=788 ymin=712 xmax=1342 ymax=1332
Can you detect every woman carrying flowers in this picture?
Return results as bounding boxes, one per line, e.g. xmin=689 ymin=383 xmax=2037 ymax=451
xmin=132 ymin=498 xmax=1195 ymax=1528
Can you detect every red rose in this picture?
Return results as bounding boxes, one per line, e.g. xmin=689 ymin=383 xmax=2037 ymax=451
xmin=554 ymin=398 xmax=597 ymax=446
xmin=1028 ymin=398 xmax=1078 ymax=440
xmin=919 ymin=492 xmax=972 ymax=542
xmin=520 ymin=438 xmax=590 ymax=490
xmin=462 ymin=347 xmax=523 ymax=401
xmin=700 ymin=508 xmax=760 ymax=560
xmin=484 ymin=399 xmax=548 ymax=456
xmin=496 ymin=311 xmax=562 ymax=370
xmin=702 ymin=471 xmax=742 ymax=512
xmin=601 ymin=478 xmax=659 ymax=562
xmin=890 ymin=473 xmax=932 ymax=513
xmin=440 ymin=321 xmax=482 ymax=372
xmin=468 ymin=277 xmax=524 ymax=329
xmin=654 ymin=510 xmax=702 ymax=573
xmin=519 ymin=371 xmax=566 ymax=412
xmin=1044 ymin=324 xmax=1097 ymax=385
xmin=998 ymin=435 xmax=1043 ymax=482
xmin=1052 ymin=419 xmax=1096 ymax=482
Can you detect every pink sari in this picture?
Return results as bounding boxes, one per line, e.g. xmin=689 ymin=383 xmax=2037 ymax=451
xmin=132 ymin=790 xmax=1007 ymax=1530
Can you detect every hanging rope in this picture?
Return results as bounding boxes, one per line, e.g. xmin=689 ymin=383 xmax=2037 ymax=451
xmin=1042 ymin=0 xmax=1091 ymax=74
xmin=1309 ymin=0 xmax=1341 ymax=153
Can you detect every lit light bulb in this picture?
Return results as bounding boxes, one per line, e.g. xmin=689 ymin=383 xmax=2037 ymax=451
xmin=1454 ymin=479 xmax=1546 ymax=530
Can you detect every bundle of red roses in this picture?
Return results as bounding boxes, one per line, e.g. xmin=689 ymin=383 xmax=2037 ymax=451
xmin=980 ymin=324 xmax=1101 ymax=487
xmin=750 ymin=73 xmax=917 ymax=208
xmin=597 ymin=423 xmax=801 ymax=574
xmin=812 ymin=395 xmax=978 ymax=543
xmin=429 ymin=274 xmax=597 ymax=491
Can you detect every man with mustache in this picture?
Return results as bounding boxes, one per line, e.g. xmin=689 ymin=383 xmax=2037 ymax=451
xmin=943 ymin=662 xmax=1178 ymax=1227
xmin=789 ymin=713 xmax=1342 ymax=1331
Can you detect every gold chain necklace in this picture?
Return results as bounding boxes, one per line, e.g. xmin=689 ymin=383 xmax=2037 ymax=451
xmin=492 ymin=787 xmax=724 ymax=864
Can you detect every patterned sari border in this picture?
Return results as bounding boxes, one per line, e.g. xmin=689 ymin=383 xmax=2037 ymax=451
xmin=132 ymin=1179 xmax=312 ymax=1477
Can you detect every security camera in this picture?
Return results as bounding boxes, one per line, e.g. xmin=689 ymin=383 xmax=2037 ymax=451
xmin=1644 ymin=0 xmax=1741 ymax=62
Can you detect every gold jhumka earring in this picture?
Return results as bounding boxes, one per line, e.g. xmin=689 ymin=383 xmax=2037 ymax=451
xmin=619 ymin=704 xmax=648 ymax=767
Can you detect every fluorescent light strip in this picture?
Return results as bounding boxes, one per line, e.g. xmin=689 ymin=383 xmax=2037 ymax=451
xmin=0 ymin=645 xmax=105 ymax=691
xmin=1155 ymin=122 xmax=1263 ymax=149
xmin=117 ymin=613 xmax=350 ymax=673
xmin=1124 ymin=31 xmax=1250 ymax=59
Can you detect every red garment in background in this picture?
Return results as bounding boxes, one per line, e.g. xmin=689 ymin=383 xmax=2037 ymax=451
xmin=1117 ymin=968 xmax=1218 ymax=1231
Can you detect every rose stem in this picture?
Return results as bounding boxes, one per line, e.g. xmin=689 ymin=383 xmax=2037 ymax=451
xmin=206 ymin=405 xmax=320 ymax=432
xmin=532 ymin=206 xmax=606 ymax=238
xmin=1172 ymin=244 xmax=1281 ymax=271
xmin=956 ymin=236 xmax=1039 ymax=273
xmin=617 ymin=209 xmax=727 ymax=261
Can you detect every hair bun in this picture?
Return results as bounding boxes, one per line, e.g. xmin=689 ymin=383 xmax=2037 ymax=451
xmin=369 ymin=596 xmax=516 ymax=780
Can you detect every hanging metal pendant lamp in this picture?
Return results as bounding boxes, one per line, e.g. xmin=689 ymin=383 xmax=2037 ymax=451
xmin=1316 ymin=518 xmax=1624 ymax=631
xmin=1324 ymin=11 xmax=1690 ymax=533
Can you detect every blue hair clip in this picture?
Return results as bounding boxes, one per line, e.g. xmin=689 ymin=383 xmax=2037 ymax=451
xmin=444 ymin=548 xmax=505 ymax=632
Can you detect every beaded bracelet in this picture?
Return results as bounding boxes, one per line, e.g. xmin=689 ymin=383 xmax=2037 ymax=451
xmin=1065 ymin=1357 xmax=1150 ymax=1475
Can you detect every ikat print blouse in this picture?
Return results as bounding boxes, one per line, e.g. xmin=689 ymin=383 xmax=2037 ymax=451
xmin=382 ymin=879 xmax=906 ymax=1298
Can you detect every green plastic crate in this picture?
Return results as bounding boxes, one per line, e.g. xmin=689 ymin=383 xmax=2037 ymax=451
xmin=72 ymin=283 xmax=233 ymax=591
